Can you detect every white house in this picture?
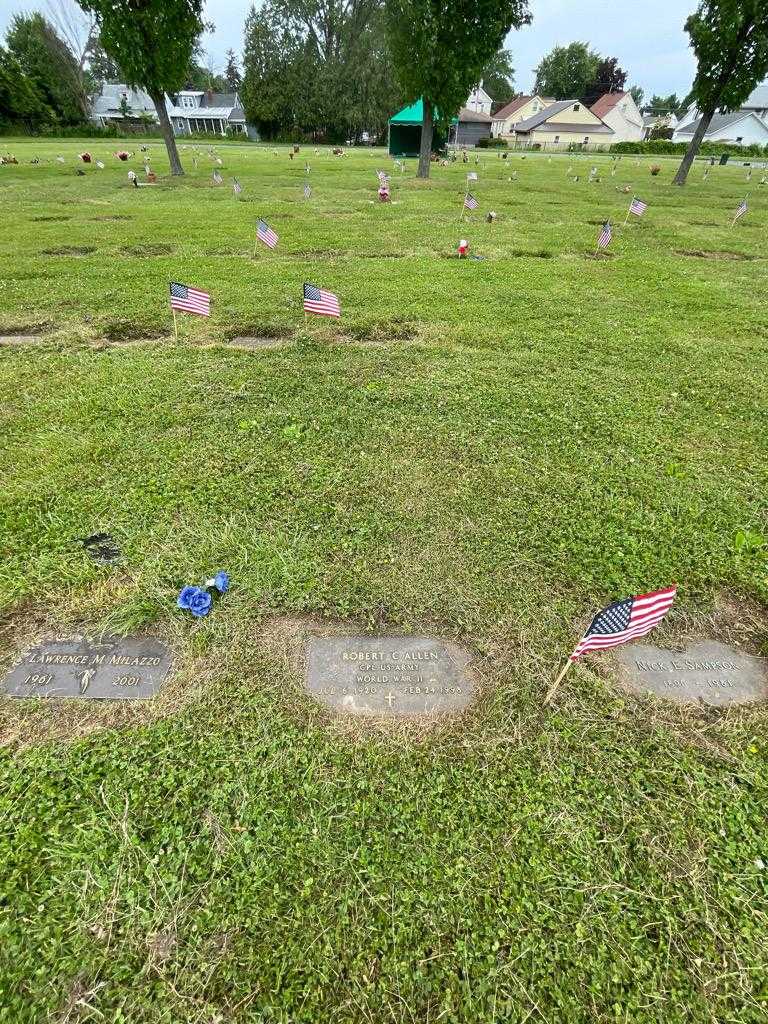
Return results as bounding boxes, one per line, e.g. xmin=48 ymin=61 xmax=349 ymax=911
xmin=465 ymin=82 xmax=493 ymax=117
xmin=491 ymin=95 xmax=555 ymax=139
xmin=590 ymin=91 xmax=644 ymax=143
xmin=166 ymin=91 xmax=249 ymax=136
xmin=672 ymin=110 xmax=768 ymax=146
xmin=740 ymin=82 xmax=768 ymax=123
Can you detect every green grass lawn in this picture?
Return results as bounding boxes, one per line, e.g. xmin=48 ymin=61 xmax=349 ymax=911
xmin=0 ymin=137 xmax=767 ymax=1023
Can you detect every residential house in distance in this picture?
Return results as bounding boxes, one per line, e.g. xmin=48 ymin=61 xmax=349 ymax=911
xmin=165 ymin=90 xmax=251 ymax=137
xmin=510 ymin=99 xmax=613 ymax=150
xmin=491 ymin=95 xmax=554 ymax=139
xmin=90 ymin=84 xmax=159 ymax=129
xmin=672 ymin=110 xmax=768 ymax=147
xmin=742 ymin=82 xmax=768 ymax=122
xmin=465 ymin=82 xmax=494 ymax=116
xmin=590 ymin=91 xmax=644 ymax=142
xmin=448 ymin=108 xmax=492 ymax=147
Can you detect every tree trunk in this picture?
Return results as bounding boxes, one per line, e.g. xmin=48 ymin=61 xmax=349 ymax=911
xmin=673 ymin=109 xmax=714 ymax=185
xmin=152 ymin=92 xmax=184 ymax=176
xmin=417 ymin=97 xmax=433 ymax=179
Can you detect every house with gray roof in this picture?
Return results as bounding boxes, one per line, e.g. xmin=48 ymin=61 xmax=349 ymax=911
xmin=672 ymin=110 xmax=768 ymax=146
xmin=90 ymin=84 xmax=159 ymax=128
xmin=510 ymin=99 xmax=613 ymax=150
xmin=166 ymin=91 xmax=252 ymax=137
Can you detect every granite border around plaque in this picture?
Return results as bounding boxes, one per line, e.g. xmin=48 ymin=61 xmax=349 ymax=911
xmin=612 ymin=640 xmax=768 ymax=707
xmin=3 ymin=634 xmax=173 ymax=700
xmin=305 ymin=635 xmax=476 ymax=716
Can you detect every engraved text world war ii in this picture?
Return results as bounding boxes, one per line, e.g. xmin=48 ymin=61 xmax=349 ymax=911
xmin=306 ymin=636 xmax=474 ymax=715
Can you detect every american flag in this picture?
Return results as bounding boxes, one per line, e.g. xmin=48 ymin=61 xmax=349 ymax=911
xmin=597 ymin=221 xmax=612 ymax=248
xmin=169 ymin=281 xmax=210 ymax=317
xmin=734 ymin=197 xmax=748 ymax=220
xmin=212 ymin=168 xmax=222 ymax=184
xmin=464 ymin=192 xmax=478 ymax=210
xmin=232 ymin=177 xmax=243 ymax=195
xmin=570 ymin=586 xmax=677 ymax=661
xmin=257 ymin=219 xmax=278 ymax=249
xmin=629 ymin=196 xmax=647 ymax=217
xmin=303 ymin=282 xmax=340 ymax=318
xmin=303 ymin=181 xmax=312 ymax=199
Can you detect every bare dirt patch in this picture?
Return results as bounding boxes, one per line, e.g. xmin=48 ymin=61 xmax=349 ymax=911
xmin=675 ymin=249 xmax=758 ymax=262
xmin=119 ymin=243 xmax=174 ymax=257
xmin=100 ymin=321 xmax=167 ymax=343
xmin=583 ymin=250 xmax=616 ymax=261
xmin=509 ymin=249 xmax=555 ymax=259
xmin=42 ymin=245 xmax=96 ymax=257
xmin=90 ymin=214 xmax=132 ymax=222
xmin=31 ymin=215 xmax=70 ymax=222
xmin=228 ymin=336 xmax=293 ymax=351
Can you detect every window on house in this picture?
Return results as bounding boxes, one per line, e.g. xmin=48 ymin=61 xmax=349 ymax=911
xmin=574 ymin=103 xmax=580 ymax=111
xmin=532 ymin=103 xmax=539 ymax=113
xmin=736 ymin=136 xmax=743 ymax=142
xmin=583 ymin=136 xmax=589 ymax=144
xmin=554 ymin=135 xmax=560 ymax=144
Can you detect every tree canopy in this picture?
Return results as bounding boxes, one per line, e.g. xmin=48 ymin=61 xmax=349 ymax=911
xmin=480 ymin=48 xmax=516 ymax=111
xmin=673 ymin=0 xmax=768 ymax=184
xmin=582 ymin=57 xmax=628 ymax=107
xmin=384 ymin=0 xmax=531 ymax=177
xmin=534 ymin=42 xmax=600 ymax=101
xmin=242 ymin=0 xmax=400 ymax=142
xmin=4 ymin=13 xmax=88 ymax=125
xmin=75 ymin=0 xmax=206 ymax=174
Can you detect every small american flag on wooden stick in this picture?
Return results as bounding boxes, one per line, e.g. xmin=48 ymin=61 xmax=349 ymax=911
xmin=546 ymin=586 xmax=677 ymax=702
xmin=303 ymin=283 xmax=340 ymax=318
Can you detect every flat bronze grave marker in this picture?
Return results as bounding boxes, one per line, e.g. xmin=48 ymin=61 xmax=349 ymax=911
xmin=306 ymin=636 xmax=474 ymax=716
xmin=3 ymin=635 xmax=172 ymax=700
xmin=614 ymin=640 xmax=767 ymax=707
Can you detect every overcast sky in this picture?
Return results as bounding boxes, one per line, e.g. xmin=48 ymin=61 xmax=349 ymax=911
xmin=0 ymin=0 xmax=698 ymax=99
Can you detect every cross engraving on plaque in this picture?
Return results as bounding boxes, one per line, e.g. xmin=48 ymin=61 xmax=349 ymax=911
xmin=384 ymin=692 xmax=396 ymax=708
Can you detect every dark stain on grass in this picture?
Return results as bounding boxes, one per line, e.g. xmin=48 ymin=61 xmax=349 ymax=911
xmin=91 ymin=214 xmax=133 ymax=221
xmin=101 ymin=320 xmax=167 ymax=342
xmin=226 ymin=324 xmax=293 ymax=342
xmin=347 ymin=319 xmax=419 ymax=343
xmin=583 ymin=250 xmax=616 ymax=260
xmin=119 ymin=243 xmax=175 ymax=257
xmin=675 ymin=249 xmax=758 ymax=262
xmin=31 ymin=215 xmax=70 ymax=222
xmin=42 ymin=245 xmax=96 ymax=257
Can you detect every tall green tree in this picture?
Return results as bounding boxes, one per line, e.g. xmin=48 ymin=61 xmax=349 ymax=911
xmin=534 ymin=42 xmax=600 ymax=101
xmin=673 ymin=0 xmax=768 ymax=184
xmin=224 ymin=48 xmax=242 ymax=91
xmin=75 ymin=0 xmax=206 ymax=175
xmin=242 ymin=0 xmax=398 ymax=142
xmin=384 ymin=0 xmax=531 ymax=178
xmin=481 ymin=47 xmax=515 ymax=110
xmin=0 ymin=45 xmax=55 ymax=129
xmin=628 ymin=84 xmax=644 ymax=107
xmin=5 ymin=13 xmax=88 ymax=124
xmin=582 ymin=56 xmax=628 ymax=107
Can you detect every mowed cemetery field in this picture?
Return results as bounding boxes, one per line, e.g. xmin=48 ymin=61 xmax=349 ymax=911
xmin=1 ymin=137 xmax=767 ymax=1023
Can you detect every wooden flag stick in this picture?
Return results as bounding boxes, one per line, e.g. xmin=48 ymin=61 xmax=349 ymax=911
xmin=623 ymin=199 xmax=632 ymax=227
xmin=172 ymin=307 xmax=179 ymax=344
xmin=545 ymin=659 xmax=573 ymax=705
xmin=459 ymin=193 xmax=467 ymax=222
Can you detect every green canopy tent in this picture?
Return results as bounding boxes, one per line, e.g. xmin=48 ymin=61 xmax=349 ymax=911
xmin=388 ymin=99 xmax=451 ymax=157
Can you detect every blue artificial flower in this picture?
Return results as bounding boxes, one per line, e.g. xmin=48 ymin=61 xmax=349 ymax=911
xmin=177 ymin=585 xmax=199 ymax=610
xmin=177 ymin=585 xmax=212 ymax=617
xmin=213 ymin=571 xmax=229 ymax=594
